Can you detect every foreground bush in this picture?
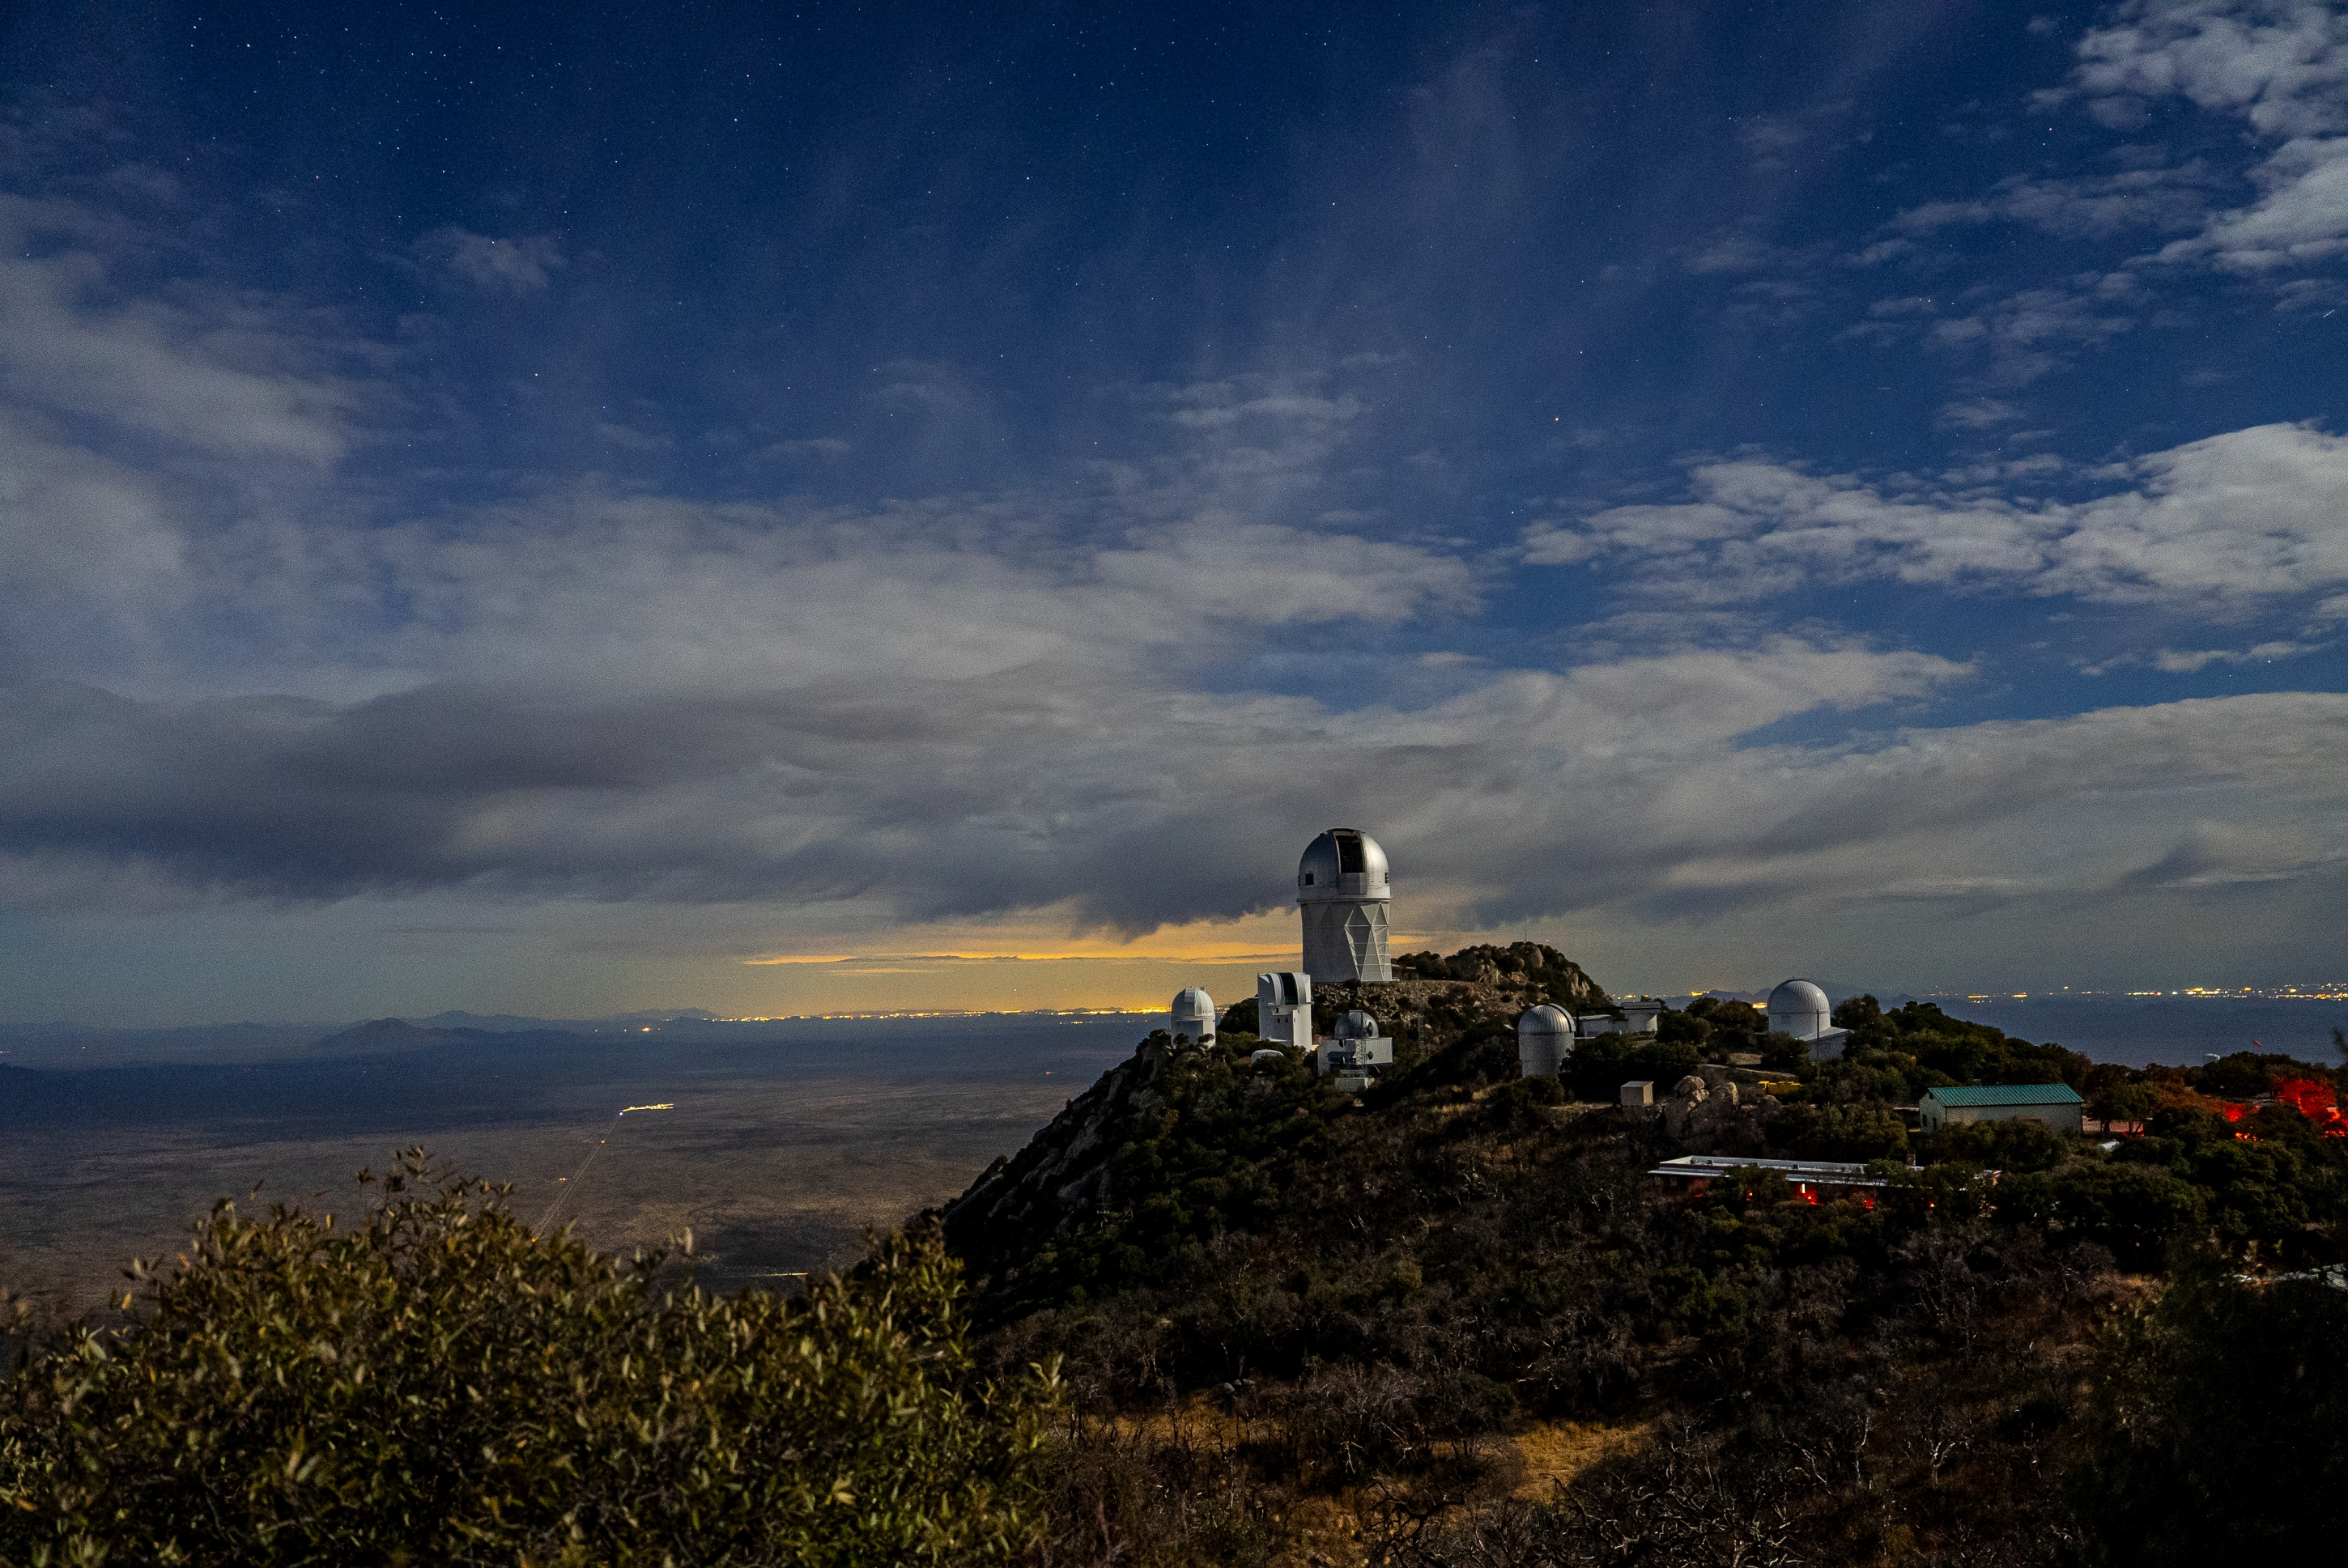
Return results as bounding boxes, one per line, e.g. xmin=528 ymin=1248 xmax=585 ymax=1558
xmin=0 ymin=1152 xmax=1053 ymax=1567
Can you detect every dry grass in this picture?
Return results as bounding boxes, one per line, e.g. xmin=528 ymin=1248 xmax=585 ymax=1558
xmin=1504 ymin=1417 xmax=1653 ymax=1500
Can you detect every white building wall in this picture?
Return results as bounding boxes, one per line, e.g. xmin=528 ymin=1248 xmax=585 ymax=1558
xmin=1256 ymin=971 xmax=1313 ymax=1048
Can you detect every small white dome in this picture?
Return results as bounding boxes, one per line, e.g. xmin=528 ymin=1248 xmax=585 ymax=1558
xmin=1297 ymin=828 xmax=1392 ymax=902
xmin=1169 ymin=987 xmax=1217 ymax=1039
xmin=1249 ymin=1048 xmax=1287 ymax=1066
xmin=1767 ymin=979 xmax=1832 ymax=1040
xmin=1333 ymin=1009 xmax=1381 ymax=1039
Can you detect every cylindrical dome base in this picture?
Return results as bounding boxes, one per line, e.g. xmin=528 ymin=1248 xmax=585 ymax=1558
xmin=1517 ymin=1005 xmax=1576 ymax=1077
xmin=1301 ymin=899 xmax=1391 ymax=983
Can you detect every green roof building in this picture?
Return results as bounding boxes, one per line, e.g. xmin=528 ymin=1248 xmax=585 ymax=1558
xmin=1920 ymin=1082 xmax=2084 ymax=1134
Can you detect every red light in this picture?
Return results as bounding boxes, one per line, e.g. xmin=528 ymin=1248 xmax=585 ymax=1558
xmin=2275 ymin=1077 xmax=2342 ymax=1122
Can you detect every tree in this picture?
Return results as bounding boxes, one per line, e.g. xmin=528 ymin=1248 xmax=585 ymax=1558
xmin=2095 ymin=1079 xmax=2159 ymax=1134
xmin=2079 ymin=1265 xmax=2348 ymax=1563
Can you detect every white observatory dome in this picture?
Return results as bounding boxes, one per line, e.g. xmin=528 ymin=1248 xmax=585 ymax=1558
xmin=1767 ymin=979 xmax=1832 ymax=1041
xmin=1296 ymin=828 xmax=1390 ymax=903
xmin=1333 ymin=1009 xmax=1380 ymax=1040
xmin=1516 ymin=1004 xmax=1576 ymax=1079
xmin=1169 ymin=986 xmax=1217 ymax=1042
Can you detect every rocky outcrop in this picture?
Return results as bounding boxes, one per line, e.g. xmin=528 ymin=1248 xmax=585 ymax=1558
xmin=1653 ymin=1067 xmax=1788 ymax=1155
xmin=1310 ymin=968 xmax=1608 ymax=1036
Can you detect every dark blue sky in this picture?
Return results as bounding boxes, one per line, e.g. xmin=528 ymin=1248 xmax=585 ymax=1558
xmin=3 ymin=2 xmax=2344 ymax=1022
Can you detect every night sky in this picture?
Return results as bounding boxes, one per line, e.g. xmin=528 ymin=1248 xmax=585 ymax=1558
xmin=3 ymin=2 xmax=2345 ymax=1023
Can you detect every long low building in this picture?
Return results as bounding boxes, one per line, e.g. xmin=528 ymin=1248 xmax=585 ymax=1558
xmin=1919 ymin=1083 xmax=2084 ymax=1133
xmin=1648 ymin=1154 xmax=1890 ymax=1203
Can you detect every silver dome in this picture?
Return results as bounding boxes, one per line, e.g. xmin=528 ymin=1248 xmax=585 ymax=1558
xmin=1333 ymin=1009 xmax=1381 ymax=1039
xmin=1517 ymin=1003 xmax=1575 ymax=1039
xmin=1296 ymin=828 xmax=1391 ymax=903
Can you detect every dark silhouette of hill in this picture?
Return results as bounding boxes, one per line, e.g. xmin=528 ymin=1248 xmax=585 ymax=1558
xmin=317 ymin=1018 xmax=452 ymax=1052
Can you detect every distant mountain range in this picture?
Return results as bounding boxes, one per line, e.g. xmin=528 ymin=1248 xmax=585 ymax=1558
xmin=0 ymin=1009 xmax=725 ymax=1069
xmin=406 ymin=1008 xmax=721 ymax=1033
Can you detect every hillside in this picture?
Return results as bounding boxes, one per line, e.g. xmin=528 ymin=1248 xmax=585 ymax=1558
xmin=943 ymin=951 xmax=2348 ymax=1566
xmin=7 ymin=966 xmax=2342 ymax=1565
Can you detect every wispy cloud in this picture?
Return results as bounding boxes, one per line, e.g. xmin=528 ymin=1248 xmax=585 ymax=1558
xmin=0 ymin=194 xmax=362 ymax=460
xmin=424 ymin=227 xmax=568 ymax=295
xmin=1523 ymin=421 xmax=2348 ymax=608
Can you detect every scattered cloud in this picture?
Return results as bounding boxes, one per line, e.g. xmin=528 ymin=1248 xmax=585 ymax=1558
xmin=425 ymin=227 xmax=567 ymax=294
xmin=1938 ymin=397 xmax=2025 ymax=429
xmin=2068 ymin=2 xmax=2348 ymax=142
xmin=764 ymin=436 xmax=852 ymax=461
xmin=1523 ymin=421 xmax=2348 ymax=606
xmin=2151 ymin=639 xmax=2320 ymax=670
xmin=2065 ymin=1 xmax=2348 ymax=273
xmin=2154 ymin=134 xmax=2348 ymax=269
xmin=1893 ymin=167 xmax=2216 ymax=240
xmin=1927 ymin=276 xmax=2146 ymax=385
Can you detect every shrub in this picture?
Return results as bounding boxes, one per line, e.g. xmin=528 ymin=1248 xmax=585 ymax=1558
xmin=1567 ymin=1034 xmax=1699 ymax=1102
xmin=1777 ymin=1102 xmax=1910 ymax=1162
xmin=0 ymin=1152 xmax=1053 ymax=1567
xmin=2078 ymin=1265 xmax=2348 ymax=1562
xmin=1915 ymin=1116 xmax=2075 ymax=1174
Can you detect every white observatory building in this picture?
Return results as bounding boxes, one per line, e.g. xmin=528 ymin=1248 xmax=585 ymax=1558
xmin=1767 ymin=978 xmax=1848 ymax=1062
xmin=1517 ymin=1004 xmax=1576 ymax=1078
xmin=1169 ymin=987 xmax=1217 ymax=1043
xmin=1255 ymin=971 xmax=1312 ymax=1049
xmin=1297 ymin=827 xmax=1393 ymax=983
xmin=1319 ymin=1008 xmax=1393 ymax=1088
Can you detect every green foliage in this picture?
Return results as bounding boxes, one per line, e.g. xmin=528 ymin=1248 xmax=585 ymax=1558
xmin=1566 ymin=1033 xmax=1699 ymax=1102
xmin=0 ymin=1153 xmax=1053 ymax=1568
xmin=1683 ymin=995 xmax=1759 ymax=1029
xmin=1994 ymin=1162 xmax=2207 ymax=1270
xmin=1755 ymin=1030 xmax=1811 ymax=1073
xmin=1653 ymin=1006 xmax=1708 ymax=1047
xmin=946 ymin=1035 xmax=1340 ymax=1317
xmin=1373 ymin=1020 xmax=1519 ymax=1099
xmin=2078 ymin=1264 xmax=2348 ymax=1562
xmin=2188 ymin=1047 xmax=2338 ymax=1100
xmin=1916 ymin=1115 xmax=2077 ymax=1174
xmin=1831 ymin=997 xmax=2090 ymax=1088
xmin=1492 ymin=1073 xmax=1565 ymax=1125
xmin=1830 ymin=993 xmax=1882 ymax=1030
xmin=1775 ymin=1101 xmax=1910 ymax=1162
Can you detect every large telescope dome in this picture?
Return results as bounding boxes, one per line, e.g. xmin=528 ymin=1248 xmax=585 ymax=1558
xmin=1296 ymin=828 xmax=1390 ymax=903
xmin=1295 ymin=827 xmax=1394 ymax=982
xmin=1767 ymin=979 xmax=1832 ymax=1041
